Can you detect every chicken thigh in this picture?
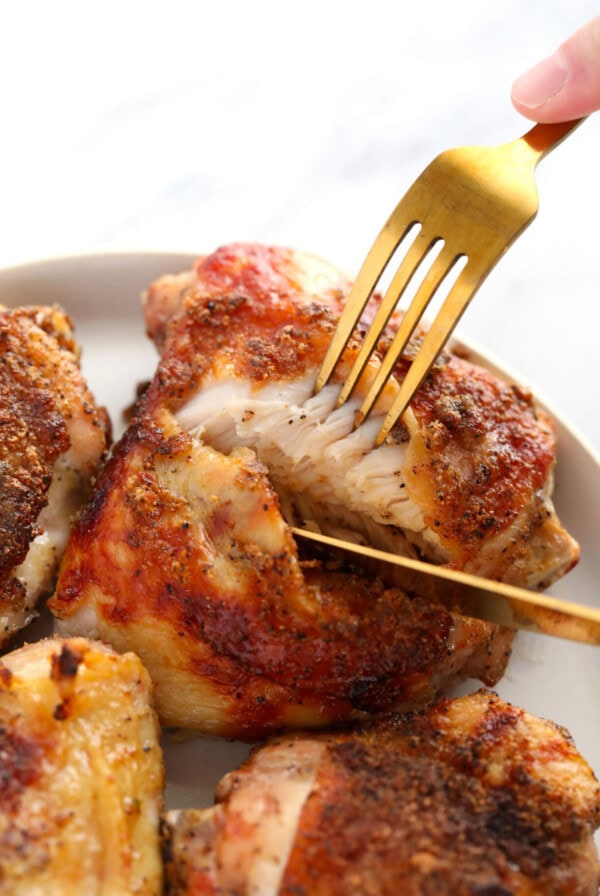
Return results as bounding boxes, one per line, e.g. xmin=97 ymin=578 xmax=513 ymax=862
xmin=51 ymin=244 xmax=575 ymax=736
xmin=0 ymin=305 xmax=108 ymax=647
xmin=50 ymin=406 xmax=512 ymax=735
xmin=162 ymin=690 xmax=600 ymax=896
xmin=144 ymin=243 xmax=578 ymax=586
xmin=0 ymin=637 xmax=163 ymax=895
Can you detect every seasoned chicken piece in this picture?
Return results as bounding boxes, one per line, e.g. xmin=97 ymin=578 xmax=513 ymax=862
xmin=0 ymin=305 xmax=108 ymax=647
xmin=0 ymin=637 xmax=164 ymax=895
xmin=144 ymin=243 xmax=578 ymax=588
xmin=162 ymin=690 xmax=600 ymax=896
xmin=50 ymin=242 xmax=570 ymax=737
xmin=146 ymin=246 xmax=578 ymax=587
xmin=143 ymin=264 xmax=202 ymax=351
xmin=50 ymin=406 xmax=512 ymax=736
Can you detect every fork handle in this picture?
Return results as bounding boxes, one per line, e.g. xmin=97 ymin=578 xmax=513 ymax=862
xmin=520 ymin=117 xmax=585 ymax=163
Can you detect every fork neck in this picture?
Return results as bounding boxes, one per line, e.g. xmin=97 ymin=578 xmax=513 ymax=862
xmin=518 ymin=117 xmax=585 ymax=164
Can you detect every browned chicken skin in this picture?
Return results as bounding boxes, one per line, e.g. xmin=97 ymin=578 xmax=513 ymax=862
xmin=142 ymin=243 xmax=578 ymax=586
xmin=0 ymin=637 xmax=164 ymax=895
xmin=0 ymin=305 xmax=108 ymax=646
xmin=162 ymin=690 xmax=600 ymax=896
xmin=50 ymin=244 xmax=576 ymax=736
xmin=50 ymin=408 xmax=511 ymax=736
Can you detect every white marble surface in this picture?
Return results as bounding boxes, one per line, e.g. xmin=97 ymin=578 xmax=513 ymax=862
xmin=0 ymin=0 xmax=599 ymax=449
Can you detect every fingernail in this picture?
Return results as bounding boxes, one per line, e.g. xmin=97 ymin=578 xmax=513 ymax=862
xmin=512 ymin=52 xmax=568 ymax=109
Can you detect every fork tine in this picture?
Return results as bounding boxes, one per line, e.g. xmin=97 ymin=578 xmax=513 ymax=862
xmin=375 ymin=261 xmax=482 ymax=445
xmin=335 ymin=228 xmax=439 ymax=407
xmin=321 ymin=118 xmax=585 ymax=441
xmin=355 ymin=245 xmax=461 ymax=427
xmin=314 ymin=209 xmax=419 ymax=394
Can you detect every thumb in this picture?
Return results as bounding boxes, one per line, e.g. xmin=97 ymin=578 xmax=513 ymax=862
xmin=511 ymin=16 xmax=600 ymax=122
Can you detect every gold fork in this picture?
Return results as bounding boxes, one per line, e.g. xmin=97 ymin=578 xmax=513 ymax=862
xmin=315 ymin=118 xmax=584 ymax=445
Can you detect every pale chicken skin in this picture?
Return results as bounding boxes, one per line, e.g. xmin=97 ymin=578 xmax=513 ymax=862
xmin=50 ymin=243 xmax=573 ymax=736
xmin=162 ymin=690 xmax=600 ymax=896
xmin=0 ymin=305 xmax=108 ymax=647
xmin=0 ymin=637 xmax=164 ymax=895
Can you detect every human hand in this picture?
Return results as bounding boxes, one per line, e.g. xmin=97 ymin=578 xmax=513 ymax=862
xmin=511 ymin=16 xmax=600 ymax=122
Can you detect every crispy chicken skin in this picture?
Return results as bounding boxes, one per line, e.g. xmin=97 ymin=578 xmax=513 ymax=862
xmin=162 ymin=690 xmax=600 ymax=896
xmin=0 ymin=637 xmax=163 ymax=895
xmin=144 ymin=265 xmax=202 ymax=351
xmin=3 ymin=250 xmax=591 ymax=896
xmin=49 ymin=407 xmax=511 ymax=736
xmin=50 ymin=243 xmax=573 ymax=736
xmin=144 ymin=243 xmax=578 ymax=587
xmin=0 ymin=305 xmax=108 ymax=647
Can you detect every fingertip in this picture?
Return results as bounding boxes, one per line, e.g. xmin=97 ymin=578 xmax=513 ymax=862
xmin=511 ymin=16 xmax=600 ymax=122
xmin=510 ymin=52 xmax=569 ymax=120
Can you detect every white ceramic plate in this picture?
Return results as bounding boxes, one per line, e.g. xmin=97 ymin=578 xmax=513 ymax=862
xmin=1 ymin=252 xmax=599 ymax=833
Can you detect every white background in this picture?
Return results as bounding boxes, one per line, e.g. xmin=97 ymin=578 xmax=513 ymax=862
xmin=0 ymin=0 xmax=599 ymax=842
xmin=0 ymin=1 xmax=599 ymax=447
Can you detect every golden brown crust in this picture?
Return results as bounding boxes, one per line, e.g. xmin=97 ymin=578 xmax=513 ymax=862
xmin=163 ymin=691 xmax=600 ymax=896
xmin=0 ymin=305 xmax=109 ymax=647
xmin=0 ymin=637 xmax=164 ymax=894
xmin=143 ymin=269 xmax=199 ymax=351
xmin=283 ymin=693 xmax=600 ymax=895
xmin=144 ymin=244 xmax=347 ymax=407
xmin=405 ymin=360 xmax=555 ymax=560
xmin=280 ymin=695 xmax=600 ymax=894
xmin=0 ymin=311 xmax=71 ymax=580
xmin=51 ymin=407 xmax=512 ymax=737
xmin=144 ymin=244 xmax=577 ymax=584
xmin=51 ymin=242 xmax=576 ymax=735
